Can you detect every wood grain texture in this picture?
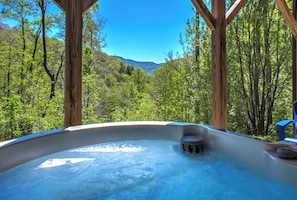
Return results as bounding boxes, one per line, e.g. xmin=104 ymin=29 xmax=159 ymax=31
xmin=54 ymin=0 xmax=97 ymax=127
xmin=64 ymin=0 xmax=83 ymax=127
xmin=211 ymin=0 xmax=227 ymax=130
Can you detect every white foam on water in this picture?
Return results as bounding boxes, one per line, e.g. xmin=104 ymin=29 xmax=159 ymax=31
xmin=71 ymin=143 xmax=145 ymax=153
xmin=36 ymin=158 xmax=96 ymax=169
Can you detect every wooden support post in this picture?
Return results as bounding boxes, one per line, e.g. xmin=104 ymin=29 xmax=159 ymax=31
xmin=293 ymin=0 xmax=297 ymax=137
xmin=64 ymin=0 xmax=83 ymax=127
xmin=211 ymin=0 xmax=227 ymax=130
xmin=191 ymin=0 xmax=245 ymax=130
xmin=54 ymin=0 xmax=97 ymax=127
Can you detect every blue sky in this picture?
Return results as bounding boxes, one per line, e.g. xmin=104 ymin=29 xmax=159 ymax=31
xmin=1 ymin=0 xmax=194 ymax=64
xmin=100 ymin=0 xmax=194 ymax=63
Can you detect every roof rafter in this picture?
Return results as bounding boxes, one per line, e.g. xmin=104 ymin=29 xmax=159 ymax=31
xmin=82 ymin=0 xmax=97 ymax=12
xmin=53 ymin=0 xmax=97 ymax=13
xmin=53 ymin=0 xmax=66 ymax=12
xmin=225 ymin=0 xmax=247 ymax=26
xmin=276 ymin=0 xmax=297 ymax=39
xmin=191 ymin=0 xmax=215 ymax=30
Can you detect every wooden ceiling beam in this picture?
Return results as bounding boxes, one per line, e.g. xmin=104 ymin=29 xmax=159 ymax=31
xmin=276 ymin=0 xmax=297 ymax=39
xmin=191 ymin=0 xmax=215 ymax=30
xmin=225 ymin=0 xmax=247 ymax=26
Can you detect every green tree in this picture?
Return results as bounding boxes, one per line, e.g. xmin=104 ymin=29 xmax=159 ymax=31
xmin=83 ymin=3 xmax=106 ymax=50
xmin=1 ymin=0 xmax=34 ymax=94
xmin=179 ymin=9 xmax=212 ymax=124
xmin=227 ymin=0 xmax=291 ymax=135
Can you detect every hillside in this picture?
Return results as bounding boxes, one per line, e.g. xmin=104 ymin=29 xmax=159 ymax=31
xmin=116 ymin=56 xmax=163 ymax=74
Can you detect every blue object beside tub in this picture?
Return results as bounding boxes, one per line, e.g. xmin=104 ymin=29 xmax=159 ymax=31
xmin=276 ymin=100 xmax=297 ymax=144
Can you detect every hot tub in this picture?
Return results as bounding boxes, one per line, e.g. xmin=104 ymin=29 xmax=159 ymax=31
xmin=0 ymin=121 xmax=296 ymax=198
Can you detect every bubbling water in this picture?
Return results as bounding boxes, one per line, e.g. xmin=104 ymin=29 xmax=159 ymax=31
xmin=0 ymin=140 xmax=295 ymax=200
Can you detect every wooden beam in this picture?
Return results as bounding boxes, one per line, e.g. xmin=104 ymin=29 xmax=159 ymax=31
xmin=225 ymin=0 xmax=247 ymax=26
xmin=54 ymin=0 xmax=97 ymax=127
xmin=64 ymin=0 xmax=83 ymax=127
xmin=82 ymin=0 xmax=97 ymax=12
xmin=276 ymin=0 xmax=297 ymax=39
xmin=53 ymin=0 xmax=66 ymax=12
xmin=54 ymin=0 xmax=97 ymax=13
xmin=212 ymin=0 xmax=227 ymax=130
xmin=293 ymin=0 xmax=297 ymax=137
xmin=191 ymin=0 xmax=216 ymax=30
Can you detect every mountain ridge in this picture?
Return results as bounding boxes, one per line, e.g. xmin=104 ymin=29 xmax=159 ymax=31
xmin=116 ymin=56 xmax=163 ymax=74
xmin=0 ymin=21 xmax=11 ymax=29
xmin=0 ymin=21 xmax=163 ymax=74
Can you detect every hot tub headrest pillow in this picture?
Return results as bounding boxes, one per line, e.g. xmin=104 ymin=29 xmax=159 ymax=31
xmin=276 ymin=147 xmax=297 ymax=159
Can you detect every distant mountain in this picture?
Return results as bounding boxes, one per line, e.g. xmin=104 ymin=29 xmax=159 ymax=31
xmin=0 ymin=22 xmax=11 ymax=29
xmin=116 ymin=56 xmax=163 ymax=74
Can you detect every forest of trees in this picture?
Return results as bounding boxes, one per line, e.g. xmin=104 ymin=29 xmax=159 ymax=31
xmin=0 ymin=0 xmax=294 ymax=141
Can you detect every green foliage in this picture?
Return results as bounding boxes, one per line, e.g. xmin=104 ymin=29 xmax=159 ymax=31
xmin=121 ymin=93 xmax=158 ymax=121
xmin=227 ymin=0 xmax=292 ymax=136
